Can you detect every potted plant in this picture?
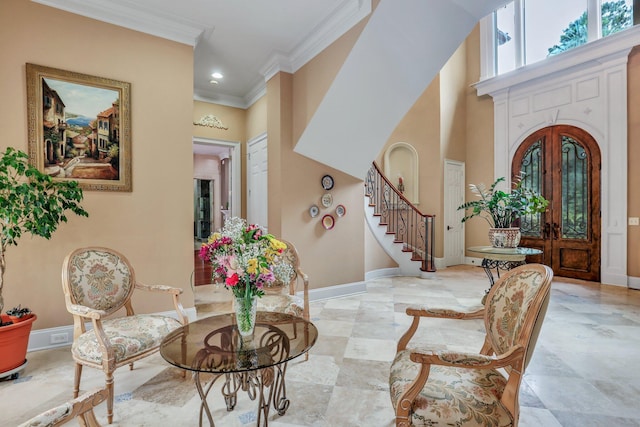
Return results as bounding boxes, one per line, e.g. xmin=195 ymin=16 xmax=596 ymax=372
xmin=5 ymin=305 xmax=34 ymax=323
xmin=458 ymin=174 xmax=548 ymax=248
xmin=0 ymin=146 xmax=88 ymax=375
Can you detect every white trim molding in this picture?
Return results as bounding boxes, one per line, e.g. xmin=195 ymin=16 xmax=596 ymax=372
xmin=28 ymin=308 xmax=197 ymax=352
xmin=475 ymin=28 xmax=637 ymax=287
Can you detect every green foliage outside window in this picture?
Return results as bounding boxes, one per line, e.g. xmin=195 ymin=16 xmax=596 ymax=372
xmin=548 ymin=1 xmax=632 ymax=56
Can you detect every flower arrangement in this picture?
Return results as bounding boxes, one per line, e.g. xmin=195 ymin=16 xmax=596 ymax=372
xmin=198 ymin=217 xmax=287 ymax=300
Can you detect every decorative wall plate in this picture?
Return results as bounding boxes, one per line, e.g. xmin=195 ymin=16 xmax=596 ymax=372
xmin=321 ymin=174 xmax=334 ymax=190
xmin=309 ymin=204 xmax=319 ymax=218
xmin=322 ymin=214 xmax=335 ymax=230
xmin=335 ymin=204 xmax=346 ymax=217
xmin=321 ymin=193 xmax=333 ymax=208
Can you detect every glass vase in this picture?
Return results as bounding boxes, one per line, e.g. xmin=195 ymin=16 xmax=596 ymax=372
xmin=234 ymin=294 xmax=257 ymax=337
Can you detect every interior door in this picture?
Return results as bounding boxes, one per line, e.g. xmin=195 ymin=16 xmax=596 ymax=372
xmin=247 ymin=135 xmax=268 ymax=229
xmin=513 ymin=125 xmax=601 ymax=281
xmin=444 ymin=160 xmax=465 ymax=266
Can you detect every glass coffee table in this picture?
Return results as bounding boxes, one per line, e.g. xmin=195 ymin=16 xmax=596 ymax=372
xmin=160 ymin=311 xmax=317 ymax=427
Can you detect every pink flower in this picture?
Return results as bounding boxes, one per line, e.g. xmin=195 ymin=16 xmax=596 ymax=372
xmin=226 ymin=273 xmax=239 ymax=286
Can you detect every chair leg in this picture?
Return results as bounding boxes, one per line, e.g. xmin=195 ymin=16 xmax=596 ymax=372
xmin=106 ymin=372 xmax=114 ymax=424
xmin=79 ymin=409 xmax=101 ymax=427
xmin=74 ymin=363 xmax=83 ymax=398
xmin=129 ymin=362 xmax=134 ymax=371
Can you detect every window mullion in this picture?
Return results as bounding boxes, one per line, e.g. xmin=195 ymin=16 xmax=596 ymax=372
xmin=588 ymin=0 xmax=601 ymax=42
xmin=479 ymin=14 xmax=497 ymax=79
xmin=516 ymin=0 xmax=525 ymax=68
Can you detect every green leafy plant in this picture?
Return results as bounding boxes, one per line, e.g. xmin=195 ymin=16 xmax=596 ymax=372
xmin=6 ymin=305 xmax=32 ymax=318
xmin=0 ymin=147 xmax=89 ymax=316
xmin=458 ymin=174 xmax=548 ymax=229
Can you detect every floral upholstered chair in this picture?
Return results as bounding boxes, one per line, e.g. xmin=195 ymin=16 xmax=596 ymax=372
xmin=256 ymin=239 xmax=310 ymax=358
xmin=257 ymin=239 xmax=309 ymax=321
xmin=18 ymin=387 xmax=108 ymax=427
xmin=61 ymin=247 xmax=189 ymax=424
xmin=389 ymin=264 xmax=553 ymax=427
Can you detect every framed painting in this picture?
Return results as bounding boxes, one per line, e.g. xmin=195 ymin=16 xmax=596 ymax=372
xmin=26 ymin=63 xmax=131 ymax=191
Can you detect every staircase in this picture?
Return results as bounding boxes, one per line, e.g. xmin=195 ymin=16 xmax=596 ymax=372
xmin=365 ymin=162 xmax=435 ymax=274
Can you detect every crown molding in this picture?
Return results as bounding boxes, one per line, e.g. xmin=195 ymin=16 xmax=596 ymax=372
xmin=244 ymin=84 xmax=267 ymax=109
xmin=193 ymin=93 xmax=246 ymax=110
xmin=32 ymin=0 xmax=209 ymax=46
xmin=259 ymin=0 xmax=371 ymax=81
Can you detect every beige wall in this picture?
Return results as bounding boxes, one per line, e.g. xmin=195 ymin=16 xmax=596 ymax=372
xmin=1 ymin=0 xmax=195 ymax=330
xmin=192 ymin=101 xmax=248 ymax=217
xmin=246 ymin=96 xmax=268 ymax=142
xmin=278 ymin=8 xmax=374 ymax=286
xmin=374 ymin=42 xmax=470 ymax=260
xmin=463 ymin=26 xmax=497 ymax=250
xmin=193 ymin=101 xmax=246 ymax=143
xmin=11 ymin=1 xmax=636 ymax=333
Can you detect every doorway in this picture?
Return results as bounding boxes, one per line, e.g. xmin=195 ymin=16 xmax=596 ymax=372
xmin=247 ymin=133 xmax=268 ymax=229
xmin=513 ymin=125 xmax=601 ymax=281
xmin=192 ymin=137 xmax=241 ymax=286
xmin=194 ymin=179 xmax=213 ymax=240
xmin=444 ymin=160 xmax=465 ymax=266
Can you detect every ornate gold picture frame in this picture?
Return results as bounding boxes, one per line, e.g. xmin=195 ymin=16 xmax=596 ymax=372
xmin=26 ymin=63 xmax=131 ymax=191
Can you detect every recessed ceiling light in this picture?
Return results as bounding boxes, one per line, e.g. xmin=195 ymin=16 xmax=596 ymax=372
xmin=211 ymin=72 xmax=223 ymax=79
xmin=209 ymin=80 xmax=219 ymax=85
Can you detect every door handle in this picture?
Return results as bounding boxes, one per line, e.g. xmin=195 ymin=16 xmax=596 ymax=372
xmin=543 ymin=222 xmax=551 ymax=239
xmin=447 ymin=225 xmax=452 ymax=230
xmin=552 ymin=222 xmax=560 ymax=240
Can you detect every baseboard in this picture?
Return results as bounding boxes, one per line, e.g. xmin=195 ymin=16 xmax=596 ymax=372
xmin=306 ymin=281 xmax=367 ymax=302
xmin=433 ymin=257 xmax=446 ymax=270
xmin=27 ymin=307 xmax=197 ymax=352
xmin=466 ymin=256 xmax=484 ymax=266
xmin=628 ymin=275 xmax=640 ymax=290
xmin=29 ymin=283 xmax=369 ymax=351
xmin=364 ymin=267 xmax=401 ymax=281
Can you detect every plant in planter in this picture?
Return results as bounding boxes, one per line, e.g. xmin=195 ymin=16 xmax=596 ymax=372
xmin=5 ymin=305 xmax=33 ymax=323
xmin=458 ymin=174 xmax=548 ymax=248
xmin=0 ymin=146 xmax=88 ymax=374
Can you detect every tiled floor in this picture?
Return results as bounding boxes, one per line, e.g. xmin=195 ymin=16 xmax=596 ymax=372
xmin=2 ymin=265 xmax=640 ymax=426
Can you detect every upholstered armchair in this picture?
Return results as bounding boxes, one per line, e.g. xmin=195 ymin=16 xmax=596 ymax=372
xmin=18 ymin=387 xmax=108 ymax=427
xmin=389 ymin=264 xmax=553 ymax=427
xmin=61 ymin=247 xmax=189 ymax=424
xmin=256 ymin=239 xmax=310 ymax=359
xmin=257 ymin=239 xmax=309 ymax=321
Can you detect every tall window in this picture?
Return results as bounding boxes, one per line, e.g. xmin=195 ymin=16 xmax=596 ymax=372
xmin=492 ymin=0 xmax=634 ymax=76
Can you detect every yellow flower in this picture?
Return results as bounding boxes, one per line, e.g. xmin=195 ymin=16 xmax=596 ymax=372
xmin=208 ymin=232 xmax=221 ymax=243
xmin=268 ymin=237 xmax=287 ymax=251
xmin=247 ymin=258 xmax=258 ymax=274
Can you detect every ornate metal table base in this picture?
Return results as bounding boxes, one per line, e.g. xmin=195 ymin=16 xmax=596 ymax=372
xmin=467 ymin=246 xmax=543 ymax=304
xmin=481 ymin=258 xmax=526 ymax=287
xmin=160 ymin=312 xmax=317 ymax=427
xmin=195 ymin=363 xmax=289 ymax=427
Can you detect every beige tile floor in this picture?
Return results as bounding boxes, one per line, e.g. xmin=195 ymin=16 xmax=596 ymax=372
xmin=2 ymin=265 xmax=640 ymax=426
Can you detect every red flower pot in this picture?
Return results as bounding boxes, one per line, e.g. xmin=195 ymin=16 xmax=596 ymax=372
xmin=0 ymin=313 xmax=37 ymax=374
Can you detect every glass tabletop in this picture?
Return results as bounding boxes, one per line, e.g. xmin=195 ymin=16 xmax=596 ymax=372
xmin=467 ymin=246 xmax=543 ymax=256
xmin=160 ymin=311 xmax=317 ymax=374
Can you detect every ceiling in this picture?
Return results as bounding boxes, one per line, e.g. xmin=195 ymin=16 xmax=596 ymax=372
xmin=34 ymin=0 xmax=370 ymax=109
xmin=34 ymin=0 xmax=506 ymax=168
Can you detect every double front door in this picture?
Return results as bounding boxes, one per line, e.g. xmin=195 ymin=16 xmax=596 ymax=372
xmin=513 ymin=125 xmax=601 ymax=281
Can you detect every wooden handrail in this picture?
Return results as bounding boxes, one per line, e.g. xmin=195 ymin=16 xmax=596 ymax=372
xmin=370 ymin=162 xmax=434 ymax=218
xmin=365 ymin=162 xmax=436 ymax=272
